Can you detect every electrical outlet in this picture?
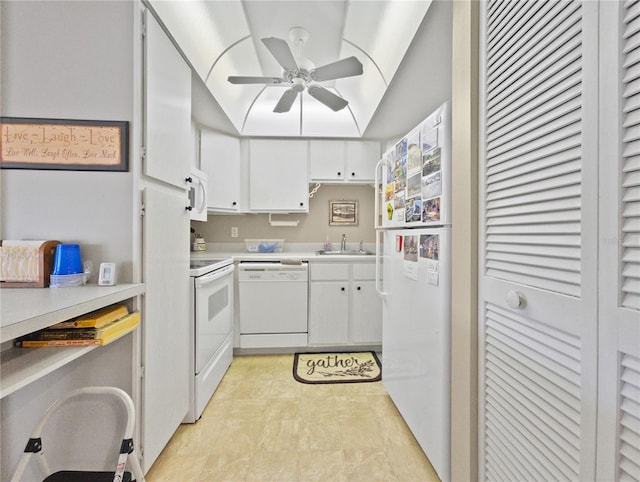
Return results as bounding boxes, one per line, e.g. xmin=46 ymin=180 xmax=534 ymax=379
xmin=231 ymin=227 xmax=238 ymax=238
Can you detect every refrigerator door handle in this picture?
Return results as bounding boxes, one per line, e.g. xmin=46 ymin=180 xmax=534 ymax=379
xmin=374 ymin=157 xmax=384 ymax=230
xmin=375 ymin=229 xmax=387 ymax=298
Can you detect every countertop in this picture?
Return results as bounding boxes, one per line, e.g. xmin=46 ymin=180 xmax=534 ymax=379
xmin=192 ymin=252 xmax=376 ymax=262
xmin=190 ymin=242 xmax=376 ymax=263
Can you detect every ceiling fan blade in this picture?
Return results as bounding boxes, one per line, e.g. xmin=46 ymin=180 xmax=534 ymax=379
xmin=228 ymin=76 xmax=283 ymax=85
xmin=273 ymin=88 xmax=299 ymax=113
xmin=310 ymin=56 xmax=363 ymax=81
xmin=307 ymin=85 xmax=349 ymax=112
xmin=261 ymin=37 xmax=298 ymax=72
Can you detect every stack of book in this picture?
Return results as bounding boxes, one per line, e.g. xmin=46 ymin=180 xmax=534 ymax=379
xmin=14 ymin=304 xmax=140 ymax=347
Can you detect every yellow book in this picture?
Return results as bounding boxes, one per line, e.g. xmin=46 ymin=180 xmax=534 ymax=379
xmin=98 ymin=311 xmax=140 ymax=345
xmin=16 ymin=312 xmax=140 ymax=347
xmin=15 ymin=339 xmax=101 ymax=347
xmin=50 ymin=304 xmax=129 ymax=329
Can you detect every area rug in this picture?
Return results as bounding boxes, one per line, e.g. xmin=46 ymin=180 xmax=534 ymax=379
xmin=293 ymin=352 xmax=382 ymax=384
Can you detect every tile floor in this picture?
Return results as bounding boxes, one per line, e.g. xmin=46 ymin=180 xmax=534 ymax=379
xmin=145 ymin=354 xmax=441 ymax=482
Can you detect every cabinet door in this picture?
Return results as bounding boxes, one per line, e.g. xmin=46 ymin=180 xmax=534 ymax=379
xmin=309 ymin=140 xmax=345 ymax=181
xmin=350 ymin=280 xmax=382 ymax=344
xmin=309 ymin=282 xmax=349 ymax=345
xmin=141 ymin=185 xmax=190 ymax=469
xmin=144 ymin=12 xmax=191 ymax=189
xmin=597 ymin=2 xmax=640 ymax=479
xmin=479 ymin=2 xmax=598 ymax=481
xmin=249 ymin=139 xmax=308 ymax=212
xmin=345 ymin=141 xmax=380 ymax=182
xmin=201 ymin=129 xmax=241 ymax=212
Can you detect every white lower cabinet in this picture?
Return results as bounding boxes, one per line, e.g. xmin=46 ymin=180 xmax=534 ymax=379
xmin=308 ymin=261 xmax=381 ymax=346
xmin=350 ymin=280 xmax=382 ymax=344
xmin=309 ymin=281 xmax=349 ymax=345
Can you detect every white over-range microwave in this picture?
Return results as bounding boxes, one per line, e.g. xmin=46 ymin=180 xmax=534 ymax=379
xmin=187 ymin=168 xmax=207 ymax=221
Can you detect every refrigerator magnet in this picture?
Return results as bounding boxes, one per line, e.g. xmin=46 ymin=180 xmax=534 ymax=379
xmin=395 ymin=235 xmax=403 ymax=252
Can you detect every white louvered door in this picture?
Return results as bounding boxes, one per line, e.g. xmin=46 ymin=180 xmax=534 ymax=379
xmin=599 ymin=2 xmax=640 ymax=481
xmin=479 ymin=1 xmax=599 ymax=481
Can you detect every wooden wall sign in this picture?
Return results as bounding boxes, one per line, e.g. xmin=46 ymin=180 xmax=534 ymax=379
xmin=0 ymin=117 xmax=129 ymax=171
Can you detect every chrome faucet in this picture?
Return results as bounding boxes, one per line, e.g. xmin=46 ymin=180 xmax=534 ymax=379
xmin=341 ymin=234 xmax=347 ymax=252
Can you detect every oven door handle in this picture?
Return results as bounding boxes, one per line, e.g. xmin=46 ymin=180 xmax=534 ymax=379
xmin=195 ymin=265 xmax=234 ymax=288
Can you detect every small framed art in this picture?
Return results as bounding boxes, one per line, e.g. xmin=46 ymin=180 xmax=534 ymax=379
xmin=329 ymin=200 xmax=358 ymax=226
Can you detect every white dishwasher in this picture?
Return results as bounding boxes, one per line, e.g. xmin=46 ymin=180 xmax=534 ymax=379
xmin=238 ymin=261 xmax=309 ymax=348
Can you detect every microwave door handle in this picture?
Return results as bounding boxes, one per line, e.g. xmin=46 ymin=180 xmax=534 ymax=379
xmin=197 ymin=179 xmax=206 ymax=212
xmin=196 ymin=265 xmax=234 ymax=288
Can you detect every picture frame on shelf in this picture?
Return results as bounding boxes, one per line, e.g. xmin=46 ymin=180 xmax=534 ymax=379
xmin=329 ymin=200 xmax=358 ymax=226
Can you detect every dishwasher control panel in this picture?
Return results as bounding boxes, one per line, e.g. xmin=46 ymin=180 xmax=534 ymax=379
xmin=238 ymin=262 xmax=308 ymax=282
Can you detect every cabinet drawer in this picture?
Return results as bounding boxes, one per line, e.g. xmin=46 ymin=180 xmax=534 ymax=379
xmin=352 ymin=262 xmax=376 ymax=280
xmin=310 ymin=263 xmax=349 ymax=281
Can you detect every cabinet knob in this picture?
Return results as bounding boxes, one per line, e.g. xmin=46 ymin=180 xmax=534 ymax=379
xmin=232 ymin=201 xmax=237 ymax=206
xmin=341 ymin=287 xmax=345 ymax=291
xmin=300 ymin=202 xmax=304 ymax=207
xmin=351 ymin=172 xmax=356 ymax=176
xmin=357 ymin=286 xmax=361 ymax=290
xmin=506 ymin=290 xmax=526 ymax=310
xmin=185 ymin=206 xmax=193 ymax=211
xmin=337 ymin=171 xmax=342 ymax=176
xmin=185 ymin=176 xmax=192 ymax=183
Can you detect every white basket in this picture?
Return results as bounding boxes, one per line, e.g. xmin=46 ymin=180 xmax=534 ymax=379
xmin=244 ymin=239 xmax=284 ymax=253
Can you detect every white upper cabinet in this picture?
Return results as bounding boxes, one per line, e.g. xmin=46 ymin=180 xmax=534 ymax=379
xmin=345 ymin=141 xmax=381 ymax=182
xmin=248 ymin=139 xmax=308 ymax=212
xmin=200 ymin=129 xmax=242 ymax=212
xmin=309 ymin=140 xmax=346 ymax=181
xmin=144 ymin=11 xmax=192 ymax=189
xmin=309 ymin=140 xmax=381 ymax=183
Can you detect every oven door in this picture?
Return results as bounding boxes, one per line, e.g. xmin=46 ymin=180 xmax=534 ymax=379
xmin=194 ymin=264 xmax=234 ymax=373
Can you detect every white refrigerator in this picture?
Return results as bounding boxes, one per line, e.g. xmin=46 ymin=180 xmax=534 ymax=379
xmin=375 ymin=101 xmax=451 ymax=482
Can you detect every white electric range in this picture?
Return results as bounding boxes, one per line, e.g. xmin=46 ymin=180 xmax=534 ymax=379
xmin=185 ymin=257 xmax=234 ymax=423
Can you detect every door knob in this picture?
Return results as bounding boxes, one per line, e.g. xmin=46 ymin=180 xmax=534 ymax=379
xmin=506 ymin=290 xmax=526 ymax=310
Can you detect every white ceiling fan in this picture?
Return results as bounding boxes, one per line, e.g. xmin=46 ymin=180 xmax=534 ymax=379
xmin=228 ymin=27 xmax=363 ymax=113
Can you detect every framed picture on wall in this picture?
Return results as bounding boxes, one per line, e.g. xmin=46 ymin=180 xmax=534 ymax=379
xmin=0 ymin=117 xmax=129 ymax=171
xmin=329 ymin=200 xmax=358 ymax=226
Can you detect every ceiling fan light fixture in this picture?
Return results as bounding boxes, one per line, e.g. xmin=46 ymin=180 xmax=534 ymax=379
xmin=291 ymin=78 xmax=305 ymax=92
xmin=229 ymin=27 xmax=362 ymax=114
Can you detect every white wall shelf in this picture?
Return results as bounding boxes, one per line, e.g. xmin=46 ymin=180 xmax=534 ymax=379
xmin=0 ymin=283 xmax=145 ymax=400
xmin=1 ymin=345 xmax=98 ymax=399
xmin=0 ymin=283 xmax=145 ymax=343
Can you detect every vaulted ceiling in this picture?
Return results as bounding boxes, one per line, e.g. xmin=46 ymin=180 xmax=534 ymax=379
xmin=149 ymin=0 xmax=452 ymax=140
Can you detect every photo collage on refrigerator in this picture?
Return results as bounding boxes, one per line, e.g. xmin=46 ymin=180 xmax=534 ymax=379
xmin=384 ymin=121 xmax=442 ymax=224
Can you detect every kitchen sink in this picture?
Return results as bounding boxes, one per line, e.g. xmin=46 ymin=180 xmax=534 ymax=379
xmin=315 ymin=250 xmax=373 ymax=256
